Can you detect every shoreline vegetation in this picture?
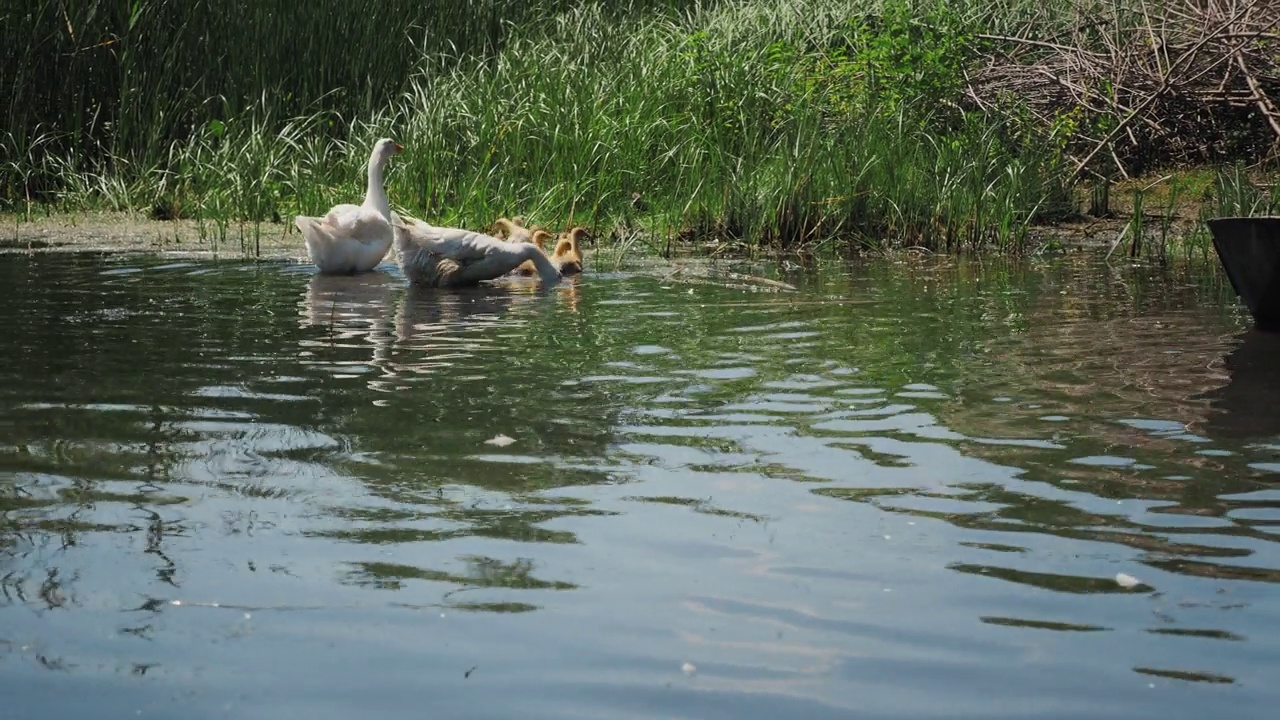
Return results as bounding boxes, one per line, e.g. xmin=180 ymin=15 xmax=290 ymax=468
xmin=3 ymin=0 xmax=1279 ymax=261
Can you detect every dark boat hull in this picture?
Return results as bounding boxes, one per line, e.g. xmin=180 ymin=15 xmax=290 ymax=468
xmin=1207 ymin=217 xmax=1280 ymax=331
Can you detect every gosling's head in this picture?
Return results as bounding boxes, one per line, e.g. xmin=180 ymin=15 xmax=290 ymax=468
xmin=494 ymin=217 xmax=516 ymax=236
xmin=564 ymin=226 xmax=590 ymax=251
xmin=553 ymin=226 xmax=586 ymax=264
xmin=531 ymin=229 xmax=553 ymax=250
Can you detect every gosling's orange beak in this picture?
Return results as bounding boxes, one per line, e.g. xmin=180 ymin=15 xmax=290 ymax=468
xmin=393 ymin=143 xmax=404 ymax=154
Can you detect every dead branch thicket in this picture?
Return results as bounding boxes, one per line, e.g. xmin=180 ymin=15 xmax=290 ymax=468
xmin=965 ymin=0 xmax=1280 ymax=180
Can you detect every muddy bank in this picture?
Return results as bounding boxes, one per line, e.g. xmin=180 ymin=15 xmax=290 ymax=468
xmin=0 ymin=211 xmax=306 ymax=260
xmin=2 ymin=209 xmax=1154 ymax=261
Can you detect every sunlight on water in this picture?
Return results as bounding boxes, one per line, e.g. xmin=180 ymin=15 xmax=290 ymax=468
xmin=1 ymin=251 xmax=1277 ymax=719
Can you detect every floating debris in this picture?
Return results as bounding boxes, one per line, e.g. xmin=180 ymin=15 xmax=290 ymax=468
xmin=1116 ymin=572 xmax=1141 ymax=589
xmin=681 ymin=662 xmax=696 ymax=676
xmin=484 ymin=434 xmax=517 ymax=447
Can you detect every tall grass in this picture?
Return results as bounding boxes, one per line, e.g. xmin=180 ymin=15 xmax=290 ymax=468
xmin=3 ymin=0 xmax=1103 ymax=251
xmin=414 ymin=0 xmax=1076 ymax=251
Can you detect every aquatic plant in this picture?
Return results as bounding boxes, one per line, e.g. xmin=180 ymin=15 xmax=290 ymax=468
xmin=2 ymin=0 xmax=1274 ymax=255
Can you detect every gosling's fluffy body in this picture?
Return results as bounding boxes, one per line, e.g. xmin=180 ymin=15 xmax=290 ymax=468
xmin=493 ymin=217 xmax=533 ymax=243
xmin=551 ymin=227 xmax=588 ymax=275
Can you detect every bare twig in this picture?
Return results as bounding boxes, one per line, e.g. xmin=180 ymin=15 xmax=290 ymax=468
xmin=1232 ymin=42 xmax=1280 ymax=141
xmin=963 ymin=0 xmax=1279 ymax=178
xmin=1067 ymin=2 xmax=1278 ymax=181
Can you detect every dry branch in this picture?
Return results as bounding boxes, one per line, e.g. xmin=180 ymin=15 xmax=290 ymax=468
xmin=966 ymin=0 xmax=1280 ymax=178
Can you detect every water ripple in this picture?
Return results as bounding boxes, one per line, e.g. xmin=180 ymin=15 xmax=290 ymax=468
xmin=2 ymin=253 xmax=1278 ymax=718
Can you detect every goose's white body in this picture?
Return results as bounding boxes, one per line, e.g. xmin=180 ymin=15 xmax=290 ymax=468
xmin=392 ymin=217 xmax=562 ymax=288
xmin=296 ymin=138 xmax=402 ymax=274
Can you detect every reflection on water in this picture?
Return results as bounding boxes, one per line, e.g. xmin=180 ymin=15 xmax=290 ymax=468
xmin=1 ymin=251 xmax=1279 ymax=719
xmin=1199 ymin=329 xmax=1280 ymax=439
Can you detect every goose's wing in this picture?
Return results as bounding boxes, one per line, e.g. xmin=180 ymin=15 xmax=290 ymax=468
xmin=297 ymin=210 xmax=391 ymax=249
xmin=396 ymin=221 xmax=509 ymax=263
xmin=321 ymin=203 xmax=389 ymax=240
xmin=324 ymin=203 xmax=362 ymax=225
xmin=428 ymin=227 xmax=509 ymax=264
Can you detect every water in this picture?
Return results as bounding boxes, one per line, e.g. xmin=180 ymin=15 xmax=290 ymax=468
xmin=1 ymin=251 xmax=1278 ymax=719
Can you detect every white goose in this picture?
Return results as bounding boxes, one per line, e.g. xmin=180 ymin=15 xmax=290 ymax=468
xmin=392 ymin=216 xmax=562 ymax=289
xmin=295 ymin=138 xmax=403 ymax=274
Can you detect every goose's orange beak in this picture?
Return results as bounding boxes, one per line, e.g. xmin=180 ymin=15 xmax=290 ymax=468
xmin=393 ymin=143 xmax=404 ymax=154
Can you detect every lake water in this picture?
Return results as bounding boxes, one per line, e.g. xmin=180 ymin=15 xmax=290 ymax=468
xmin=1 ymin=250 xmax=1278 ymax=719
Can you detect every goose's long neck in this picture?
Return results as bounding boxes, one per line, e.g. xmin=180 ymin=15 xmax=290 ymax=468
xmin=364 ymin=157 xmax=391 ymax=221
xmin=521 ymin=245 xmax=562 ymax=286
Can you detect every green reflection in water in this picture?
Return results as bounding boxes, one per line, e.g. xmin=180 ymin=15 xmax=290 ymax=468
xmin=0 ymin=250 xmax=1277 ymax=713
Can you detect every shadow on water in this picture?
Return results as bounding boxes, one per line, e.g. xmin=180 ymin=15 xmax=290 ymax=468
xmin=1 ymin=251 xmax=1279 ymax=718
xmin=1197 ymin=328 xmax=1280 ymax=440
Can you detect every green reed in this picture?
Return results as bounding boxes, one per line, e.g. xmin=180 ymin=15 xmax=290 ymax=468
xmin=4 ymin=0 xmax=1080 ymax=252
xmin=2 ymin=0 xmax=647 ymax=196
xmin=348 ymin=0 xmax=1068 ymax=251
